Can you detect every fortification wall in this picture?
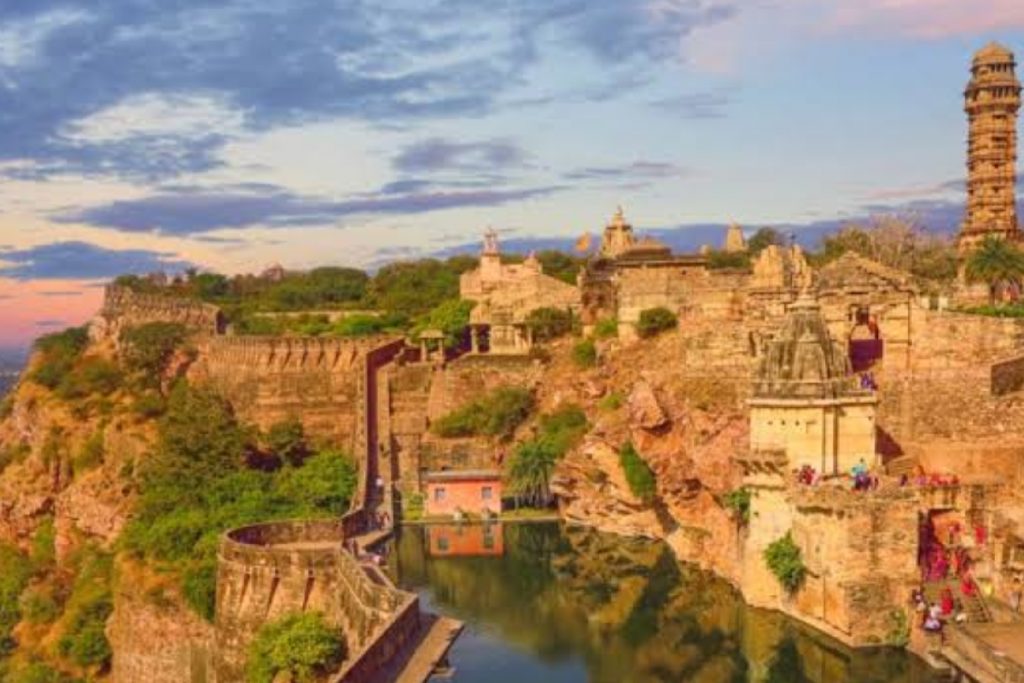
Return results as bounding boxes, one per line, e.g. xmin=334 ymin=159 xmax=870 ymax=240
xmin=99 ymin=285 xmax=222 ymax=336
xmin=742 ymin=485 xmax=919 ymax=647
xmin=193 ymin=336 xmax=401 ymax=444
xmin=214 ymin=519 xmax=414 ymax=683
xmin=425 ymin=354 xmax=540 ymax=423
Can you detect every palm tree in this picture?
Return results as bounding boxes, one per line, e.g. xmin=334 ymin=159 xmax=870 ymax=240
xmin=505 ymin=441 xmax=557 ymax=508
xmin=964 ymin=236 xmax=1024 ymax=305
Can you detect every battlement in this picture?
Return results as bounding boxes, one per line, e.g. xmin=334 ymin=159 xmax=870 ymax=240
xmin=200 ymin=335 xmax=400 ymax=372
xmin=102 ymin=285 xmax=223 ymax=334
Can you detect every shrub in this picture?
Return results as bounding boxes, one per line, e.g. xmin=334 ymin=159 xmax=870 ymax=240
xmin=505 ymin=440 xmax=558 ymax=508
xmin=764 ymin=532 xmax=806 ymax=593
xmin=524 ymin=307 xmax=574 ymax=342
xmin=182 ymin=560 xmax=217 ymax=622
xmin=31 ymin=517 xmax=56 ymax=569
xmin=416 ymin=299 xmax=474 ymax=348
xmin=56 ymin=358 xmax=122 ymax=401
xmin=265 ymin=418 xmax=309 ymax=467
xmin=618 ymin=442 xmax=657 ymax=503
xmin=57 ymin=548 xmax=113 ymax=669
xmin=0 ymin=543 xmax=33 ymax=656
xmin=30 ymin=327 xmax=90 ymax=390
xmin=636 ymin=307 xmax=678 ymax=338
xmin=73 ymin=430 xmax=105 ymax=476
xmin=572 ymin=339 xmax=597 ymax=368
xmin=246 ymin=612 xmax=346 ymax=683
xmin=722 ymin=488 xmax=751 ymax=524
xmin=6 ymin=661 xmax=77 ymax=683
xmin=120 ymin=322 xmax=188 ymax=387
xmin=598 ymin=391 xmax=624 ymax=411
xmin=431 ymin=386 xmax=534 ymax=440
xmin=593 ymin=317 xmax=618 ymax=339
xmin=20 ymin=585 xmax=61 ymax=625
xmin=132 ymin=392 xmax=167 ymax=418
xmin=706 ymin=249 xmax=752 ymax=270
xmin=536 ymin=405 xmax=589 ymax=457
xmin=0 ymin=443 xmax=30 ymax=475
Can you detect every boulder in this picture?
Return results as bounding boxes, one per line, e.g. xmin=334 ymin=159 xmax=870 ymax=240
xmin=628 ymin=379 xmax=669 ymax=431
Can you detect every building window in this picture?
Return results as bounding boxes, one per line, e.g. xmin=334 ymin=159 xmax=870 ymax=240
xmin=482 ymin=486 xmax=493 ymax=500
xmin=437 ymin=536 xmax=449 ymax=552
xmin=434 ymin=487 xmax=446 ymax=502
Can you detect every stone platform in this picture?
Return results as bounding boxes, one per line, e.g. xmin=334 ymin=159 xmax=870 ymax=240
xmin=941 ymin=622 xmax=1024 ymax=682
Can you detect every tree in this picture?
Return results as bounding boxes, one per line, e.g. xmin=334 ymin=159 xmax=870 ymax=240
xmin=506 ymin=441 xmax=558 ymax=508
xmin=524 ymin=307 xmax=574 ymax=342
xmin=417 ymin=299 xmax=474 ymax=348
xmin=747 ymin=227 xmax=786 ymax=255
xmin=265 ymin=418 xmax=309 ymax=467
xmin=535 ymin=250 xmax=583 ymax=284
xmin=965 ymin=236 xmax=1024 ymax=305
xmin=246 ymin=613 xmax=346 ymax=683
xmin=120 ymin=322 xmax=189 ymax=389
xmin=369 ymin=259 xmax=462 ymax=317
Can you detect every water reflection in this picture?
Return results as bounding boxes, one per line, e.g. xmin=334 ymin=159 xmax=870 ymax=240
xmin=391 ymin=523 xmax=940 ymax=683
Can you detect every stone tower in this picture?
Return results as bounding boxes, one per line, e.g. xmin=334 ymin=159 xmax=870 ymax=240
xmin=600 ymin=206 xmax=636 ymax=258
xmin=961 ymin=42 xmax=1021 ymax=248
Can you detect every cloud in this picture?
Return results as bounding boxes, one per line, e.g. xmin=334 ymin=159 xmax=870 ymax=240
xmin=56 ymin=183 xmax=564 ymax=235
xmin=649 ymin=91 xmax=733 ymax=119
xmin=0 ymin=241 xmax=194 ymax=280
xmin=825 ymin=0 xmax=1024 ymax=38
xmin=34 ymin=319 xmax=68 ymax=328
xmin=393 ymin=138 xmax=528 ymax=173
xmin=0 ymin=1 xmax=737 ymax=182
xmin=38 ymin=290 xmax=83 ymax=297
xmin=564 ymin=161 xmax=689 ymax=181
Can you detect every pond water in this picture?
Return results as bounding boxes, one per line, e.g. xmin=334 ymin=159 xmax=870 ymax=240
xmin=389 ymin=522 xmax=940 ymax=683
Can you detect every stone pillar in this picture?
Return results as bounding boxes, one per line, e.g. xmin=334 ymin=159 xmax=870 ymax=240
xmin=471 ymin=326 xmax=480 ymax=354
xmin=420 ymin=340 xmax=427 ymax=363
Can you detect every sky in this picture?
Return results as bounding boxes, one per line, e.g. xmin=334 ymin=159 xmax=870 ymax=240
xmin=0 ymin=0 xmax=1023 ymax=347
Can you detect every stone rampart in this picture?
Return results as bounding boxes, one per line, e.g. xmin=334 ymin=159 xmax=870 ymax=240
xmin=214 ymin=519 xmax=416 ymax=682
xmin=193 ymin=336 xmax=403 ymax=444
xmin=100 ymin=285 xmax=222 ymax=335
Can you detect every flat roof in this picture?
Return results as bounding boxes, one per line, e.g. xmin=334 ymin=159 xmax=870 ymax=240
xmin=425 ymin=469 xmax=503 ymax=482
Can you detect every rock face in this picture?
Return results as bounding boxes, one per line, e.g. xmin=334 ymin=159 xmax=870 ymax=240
xmin=628 ymin=379 xmax=669 ymax=431
xmin=553 ymin=439 xmax=665 ymax=539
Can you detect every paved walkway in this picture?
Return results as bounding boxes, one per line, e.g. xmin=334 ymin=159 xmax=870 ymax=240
xmin=387 ymin=614 xmax=464 ymax=683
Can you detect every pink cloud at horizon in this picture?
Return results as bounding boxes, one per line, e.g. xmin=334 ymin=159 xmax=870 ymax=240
xmin=826 ymin=0 xmax=1024 ymax=39
xmin=0 ymin=281 xmax=103 ymax=348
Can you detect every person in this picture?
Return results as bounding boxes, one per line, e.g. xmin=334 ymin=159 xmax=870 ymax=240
xmin=941 ymin=587 xmax=955 ymax=616
xmin=924 ymin=603 xmax=943 ymax=633
xmin=961 ymin=573 xmax=977 ymax=598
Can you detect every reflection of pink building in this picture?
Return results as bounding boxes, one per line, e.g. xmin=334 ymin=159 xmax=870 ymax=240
xmin=426 ymin=523 xmax=505 ymax=557
xmin=424 ymin=470 xmax=502 ymax=517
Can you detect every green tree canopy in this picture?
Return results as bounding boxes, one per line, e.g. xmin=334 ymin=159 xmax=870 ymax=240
xmin=965 ymin=236 xmax=1024 ymax=305
xmin=246 ymin=612 xmax=346 ymax=683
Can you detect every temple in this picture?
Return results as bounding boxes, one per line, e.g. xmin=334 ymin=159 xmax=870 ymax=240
xmin=961 ymin=42 xmax=1022 ymax=248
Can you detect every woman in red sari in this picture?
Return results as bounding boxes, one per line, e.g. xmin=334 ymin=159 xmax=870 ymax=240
xmin=941 ymin=587 xmax=955 ymax=615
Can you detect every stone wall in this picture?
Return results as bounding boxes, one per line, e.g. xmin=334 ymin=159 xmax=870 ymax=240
xmin=193 ymin=336 xmax=402 ymax=445
xmin=214 ymin=519 xmax=414 ymax=682
xmin=99 ymin=285 xmax=222 ymax=336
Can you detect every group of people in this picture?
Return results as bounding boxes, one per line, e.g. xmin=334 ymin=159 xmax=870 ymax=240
xmin=858 ymin=372 xmax=878 ymax=391
xmin=790 ymin=458 xmax=881 ymax=491
xmin=899 ymin=472 xmax=961 ymax=488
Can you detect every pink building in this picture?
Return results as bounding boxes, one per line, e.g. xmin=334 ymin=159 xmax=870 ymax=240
xmin=424 ymin=470 xmax=503 ymax=518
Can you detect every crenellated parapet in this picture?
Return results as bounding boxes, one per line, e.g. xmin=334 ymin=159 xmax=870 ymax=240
xmin=215 ymin=519 xmax=419 ymax=683
xmin=200 ymin=335 xmax=396 ymax=373
xmin=101 ymin=285 xmax=223 ymax=335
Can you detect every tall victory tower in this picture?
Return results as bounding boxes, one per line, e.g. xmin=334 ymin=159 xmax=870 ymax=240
xmin=960 ymin=42 xmax=1022 ymax=249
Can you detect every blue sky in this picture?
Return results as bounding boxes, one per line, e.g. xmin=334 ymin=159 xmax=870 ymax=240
xmin=0 ymin=0 xmax=1022 ymax=344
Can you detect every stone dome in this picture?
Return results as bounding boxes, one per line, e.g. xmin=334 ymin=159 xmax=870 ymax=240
xmin=753 ymin=291 xmax=858 ymax=399
xmin=973 ymin=42 xmax=1015 ymax=66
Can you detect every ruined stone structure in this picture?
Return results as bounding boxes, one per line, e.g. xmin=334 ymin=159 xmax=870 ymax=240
xmin=460 ymin=229 xmax=580 ymax=355
xmin=724 ymin=223 xmax=746 ymax=253
xmin=961 ymin=42 xmax=1021 ymax=248
xmin=97 ymin=285 xmax=223 ymax=338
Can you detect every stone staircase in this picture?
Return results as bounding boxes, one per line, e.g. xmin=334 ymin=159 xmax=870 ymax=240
xmin=885 ymin=455 xmax=919 ymax=478
xmin=924 ymin=579 xmax=992 ymax=624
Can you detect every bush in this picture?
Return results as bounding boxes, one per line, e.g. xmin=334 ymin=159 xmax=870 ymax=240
xmin=20 ymin=585 xmax=61 ymax=625
xmin=57 ymin=548 xmax=113 ymax=669
xmin=0 ymin=443 xmax=30 ymax=475
xmin=0 ymin=543 xmax=33 ymax=656
xmin=265 ymin=418 xmax=308 ymax=467
xmin=764 ymin=532 xmax=806 ymax=593
xmin=120 ymin=322 xmax=188 ymax=387
xmin=31 ymin=517 xmax=56 ymax=569
xmin=432 ymin=387 xmax=534 ymax=440
xmin=56 ymin=357 xmax=122 ymax=401
xmin=593 ymin=317 xmax=618 ymax=339
xmin=73 ymin=430 xmax=105 ymax=476
xmin=598 ymin=391 xmax=624 ymax=411
xmin=706 ymin=250 xmax=752 ymax=270
xmin=5 ymin=661 xmax=78 ymax=683
xmin=636 ymin=307 xmax=678 ymax=338
xmin=524 ymin=307 xmax=574 ymax=342
xmin=722 ymin=488 xmax=751 ymax=524
xmin=536 ymin=405 xmax=589 ymax=457
xmin=246 ymin=612 xmax=346 ymax=683
xmin=572 ymin=339 xmax=597 ymax=368
xmin=30 ymin=327 xmax=90 ymax=390
xmin=416 ymin=299 xmax=474 ymax=348
xmin=132 ymin=392 xmax=167 ymax=418
xmin=182 ymin=560 xmax=217 ymax=621
xmin=619 ymin=442 xmax=656 ymax=503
